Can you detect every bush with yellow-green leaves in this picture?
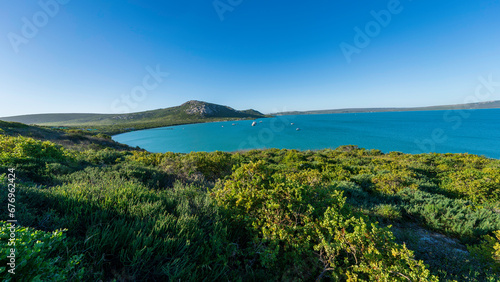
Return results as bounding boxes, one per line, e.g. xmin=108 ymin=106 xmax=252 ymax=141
xmin=468 ymin=230 xmax=500 ymax=273
xmin=213 ymin=161 xmax=437 ymax=281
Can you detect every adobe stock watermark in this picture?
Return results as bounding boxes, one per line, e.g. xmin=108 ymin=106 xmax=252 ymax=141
xmin=111 ymin=65 xmax=170 ymax=113
xmin=340 ymin=0 xmax=411 ymax=64
xmin=237 ymin=108 xmax=291 ymax=151
xmin=7 ymin=0 xmax=71 ymax=54
xmin=413 ymin=74 xmax=500 ymax=154
xmin=213 ymin=0 xmax=243 ymax=21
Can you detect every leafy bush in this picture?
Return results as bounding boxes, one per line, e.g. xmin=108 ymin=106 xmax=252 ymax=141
xmin=0 ymin=222 xmax=84 ymax=281
xmin=468 ymin=231 xmax=500 ymax=273
xmin=372 ymin=169 xmax=418 ymax=194
xmin=0 ymin=135 xmax=69 ymax=165
xmin=95 ymin=133 xmax=111 ymax=140
xmin=373 ymin=204 xmax=402 ymax=222
xmin=441 ymin=167 xmax=500 ymax=203
xmin=183 ymin=151 xmax=235 ymax=182
xmin=79 ymin=148 xmax=128 ymax=165
xmin=0 ymin=135 xmax=72 ymax=183
xmin=127 ymin=150 xmax=173 ymax=167
xmin=214 ymin=161 xmax=436 ymax=281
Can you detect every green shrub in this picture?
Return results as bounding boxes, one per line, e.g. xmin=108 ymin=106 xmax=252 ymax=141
xmin=60 ymin=164 xmax=175 ymax=190
xmin=371 ymin=169 xmax=418 ymax=194
xmin=45 ymin=162 xmax=73 ymax=176
xmin=468 ymin=231 xmax=500 ymax=273
xmin=77 ymin=148 xmax=129 ymax=165
xmin=0 ymin=135 xmax=69 ymax=165
xmin=16 ymin=175 xmax=234 ymax=280
xmin=374 ymin=204 xmax=402 ymax=222
xmin=398 ymin=188 xmax=500 ymax=242
xmin=0 ymin=222 xmax=84 ymax=281
xmin=184 ymin=151 xmax=235 ymax=182
xmin=441 ymin=168 xmax=500 ymax=204
xmin=0 ymin=135 xmax=72 ymax=183
xmin=214 ymin=161 xmax=436 ymax=281
xmin=95 ymin=133 xmax=111 ymax=140
xmin=127 ymin=150 xmax=173 ymax=167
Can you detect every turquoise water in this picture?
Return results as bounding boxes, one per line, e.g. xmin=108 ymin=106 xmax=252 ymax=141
xmin=113 ymin=109 xmax=500 ymax=158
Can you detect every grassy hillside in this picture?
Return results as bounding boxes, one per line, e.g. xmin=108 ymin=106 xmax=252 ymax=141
xmin=274 ymin=100 xmax=500 ymax=115
xmin=0 ymin=113 xmax=110 ymax=125
xmin=0 ymin=100 xmax=267 ymax=135
xmin=1 ymin=124 xmax=499 ymax=281
xmin=0 ymin=121 xmax=135 ymax=151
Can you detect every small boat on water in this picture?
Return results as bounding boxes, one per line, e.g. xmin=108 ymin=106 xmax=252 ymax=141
xmin=252 ymin=121 xmax=257 ymax=126
xmin=291 ymin=123 xmax=294 ymax=125
xmin=232 ymin=123 xmax=236 ymax=126
xmin=296 ymin=128 xmax=300 ymax=131
xmin=259 ymin=120 xmax=263 ymax=123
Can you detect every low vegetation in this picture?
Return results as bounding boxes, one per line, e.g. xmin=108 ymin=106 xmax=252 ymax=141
xmin=1 ymin=125 xmax=499 ymax=281
xmin=0 ymin=120 xmax=135 ymax=151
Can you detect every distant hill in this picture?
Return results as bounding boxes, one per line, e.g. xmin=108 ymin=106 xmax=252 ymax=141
xmin=0 ymin=100 xmax=267 ymax=135
xmin=272 ymin=100 xmax=500 ymax=115
xmin=0 ymin=113 xmax=110 ymax=125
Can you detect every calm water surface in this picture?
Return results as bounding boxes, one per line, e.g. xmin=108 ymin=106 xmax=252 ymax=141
xmin=113 ymin=109 xmax=500 ymax=158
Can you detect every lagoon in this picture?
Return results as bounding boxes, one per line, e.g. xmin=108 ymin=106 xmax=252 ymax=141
xmin=112 ymin=108 xmax=500 ymax=158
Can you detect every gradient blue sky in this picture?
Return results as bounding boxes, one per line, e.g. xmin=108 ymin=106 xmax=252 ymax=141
xmin=1 ymin=0 xmax=499 ymax=116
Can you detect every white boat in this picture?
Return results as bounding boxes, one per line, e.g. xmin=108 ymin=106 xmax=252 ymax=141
xmin=296 ymin=128 xmax=300 ymax=131
xmin=291 ymin=123 xmax=294 ymax=125
xmin=252 ymin=121 xmax=257 ymax=126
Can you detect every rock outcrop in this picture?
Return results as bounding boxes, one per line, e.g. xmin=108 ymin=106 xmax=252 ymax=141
xmin=183 ymin=100 xmax=218 ymax=117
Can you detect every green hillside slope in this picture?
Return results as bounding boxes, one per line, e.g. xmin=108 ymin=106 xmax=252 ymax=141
xmin=0 ymin=100 xmax=267 ymax=135
xmin=0 ymin=120 xmax=135 ymax=151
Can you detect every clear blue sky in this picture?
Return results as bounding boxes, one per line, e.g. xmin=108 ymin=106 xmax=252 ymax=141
xmin=1 ymin=0 xmax=499 ymax=116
